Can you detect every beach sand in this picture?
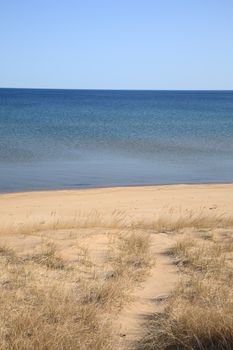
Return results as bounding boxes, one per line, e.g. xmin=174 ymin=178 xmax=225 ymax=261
xmin=0 ymin=183 xmax=233 ymax=349
xmin=1 ymin=183 xmax=233 ymax=226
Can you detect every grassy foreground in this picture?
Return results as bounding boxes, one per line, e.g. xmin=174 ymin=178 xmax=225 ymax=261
xmin=0 ymin=211 xmax=233 ymax=349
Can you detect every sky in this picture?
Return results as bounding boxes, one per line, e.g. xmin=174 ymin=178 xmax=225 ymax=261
xmin=0 ymin=0 xmax=233 ymax=90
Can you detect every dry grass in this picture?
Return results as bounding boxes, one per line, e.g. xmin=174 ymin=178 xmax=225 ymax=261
xmin=139 ymin=230 xmax=233 ymax=350
xmin=0 ymin=244 xmax=115 ymax=350
xmin=0 ymin=210 xmax=127 ymax=236
xmin=79 ymin=231 xmax=154 ymax=311
xmin=2 ymin=210 xmax=233 ymax=349
xmin=134 ymin=209 xmax=233 ymax=233
xmin=110 ymin=231 xmax=155 ymax=283
xmin=0 ymin=246 xmax=20 ymax=264
xmin=0 ymin=226 xmax=153 ymax=349
xmin=140 ymin=275 xmax=233 ymax=350
xmin=0 ymin=280 xmax=114 ymax=350
xmin=29 ymin=242 xmax=66 ymax=269
xmin=2 ymin=209 xmax=233 ymax=238
xmin=170 ymin=236 xmax=227 ymax=274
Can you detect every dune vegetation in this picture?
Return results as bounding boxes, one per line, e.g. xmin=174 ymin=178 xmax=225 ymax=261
xmin=139 ymin=229 xmax=233 ymax=350
xmin=0 ymin=211 xmax=233 ymax=349
xmin=0 ymin=220 xmax=154 ymax=350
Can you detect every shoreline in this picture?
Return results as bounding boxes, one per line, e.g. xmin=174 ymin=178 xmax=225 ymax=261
xmin=1 ymin=180 xmax=233 ymax=196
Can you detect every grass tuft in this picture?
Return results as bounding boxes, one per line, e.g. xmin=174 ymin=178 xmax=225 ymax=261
xmin=112 ymin=231 xmax=155 ymax=282
xmin=30 ymin=242 xmax=66 ymax=269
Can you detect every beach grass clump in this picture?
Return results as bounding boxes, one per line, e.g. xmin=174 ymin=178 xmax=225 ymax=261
xmin=0 ymin=245 xmax=21 ymax=265
xmin=110 ymin=230 xmax=155 ymax=283
xmin=0 ymin=245 xmax=115 ymax=350
xmin=29 ymin=242 xmax=66 ymax=269
xmin=78 ymin=275 xmax=127 ymax=311
xmin=170 ymin=235 xmax=227 ymax=273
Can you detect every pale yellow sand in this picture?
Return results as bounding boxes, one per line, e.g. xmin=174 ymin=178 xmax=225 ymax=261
xmin=1 ymin=184 xmax=233 ymax=226
xmin=1 ymin=184 xmax=233 ymax=348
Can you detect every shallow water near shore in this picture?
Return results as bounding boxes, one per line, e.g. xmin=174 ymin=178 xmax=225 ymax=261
xmin=0 ymin=89 xmax=233 ymax=192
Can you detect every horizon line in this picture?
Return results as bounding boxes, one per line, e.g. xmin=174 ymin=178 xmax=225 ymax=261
xmin=1 ymin=87 xmax=233 ymax=92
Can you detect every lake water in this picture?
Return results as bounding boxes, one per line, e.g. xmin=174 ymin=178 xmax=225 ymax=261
xmin=0 ymin=88 xmax=233 ymax=192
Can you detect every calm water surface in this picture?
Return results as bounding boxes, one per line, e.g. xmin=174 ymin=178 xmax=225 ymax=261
xmin=0 ymin=89 xmax=233 ymax=192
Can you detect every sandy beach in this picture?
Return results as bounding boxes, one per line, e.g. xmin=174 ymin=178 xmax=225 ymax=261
xmin=1 ymin=183 xmax=233 ymax=226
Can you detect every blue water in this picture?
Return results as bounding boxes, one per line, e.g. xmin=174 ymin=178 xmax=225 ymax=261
xmin=0 ymin=88 xmax=233 ymax=192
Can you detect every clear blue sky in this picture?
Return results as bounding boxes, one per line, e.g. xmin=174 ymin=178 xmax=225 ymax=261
xmin=0 ymin=0 xmax=233 ymax=89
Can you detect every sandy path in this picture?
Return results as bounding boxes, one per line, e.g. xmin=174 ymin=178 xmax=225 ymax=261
xmin=118 ymin=232 xmax=178 ymax=349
